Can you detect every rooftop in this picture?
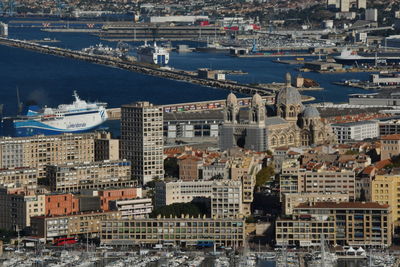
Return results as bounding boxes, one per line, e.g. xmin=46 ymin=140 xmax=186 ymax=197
xmin=295 ymin=202 xmax=389 ymax=210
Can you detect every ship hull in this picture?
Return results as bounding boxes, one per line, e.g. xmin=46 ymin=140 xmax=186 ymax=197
xmin=334 ymin=53 xmax=400 ymax=65
xmin=10 ymin=109 xmax=107 ymax=137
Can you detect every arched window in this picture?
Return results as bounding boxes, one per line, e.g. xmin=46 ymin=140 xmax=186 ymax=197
xmin=271 ymin=137 xmax=277 ymax=146
xmin=280 ymin=136 xmax=285 ymax=145
xmin=288 ymin=134 xmax=294 ymax=143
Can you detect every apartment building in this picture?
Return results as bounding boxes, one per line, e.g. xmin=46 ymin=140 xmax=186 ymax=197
xmin=178 ymin=156 xmax=202 ymax=181
xmin=332 ymin=120 xmax=379 ymax=144
xmin=0 ymin=167 xmax=38 ymax=190
xmin=202 ymin=161 xmax=229 ymax=180
xmin=155 ymin=180 xmax=213 ymax=207
xmin=120 ymin=101 xmax=164 ymax=185
xmin=0 ymin=133 xmax=104 ymax=178
xmin=109 ymin=198 xmax=153 ymax=219
xmin=44 ymin=193 xmax=79 ymax=216
xmin=282 ymin=192 xmax=350 ymax=215
xmin=304 ymin=170 xmax=356 ymax=200
xmin=31 ymin=210 xmax=121 ymax=239
xmin=24 ymin=194 xmax=45 ymax=227
xmin=94 ymin=132 xmax=120 ymax=161
xmin=211 ymin=180 xmax=243 ymax=219
xmin=372 ymin=174 xmax=400 ymax=225
xmin=47 ymin=160 xmax=134 ymax=192
xmin=100 ymin=217 xmax=245 ymax=248
xmin=279 ymin=160 xmax=305 ymax=200
xmin=0 ymin=189 xmax=25 ymax=230
xmin=380 ymin=134 xmax=400 ymax=160
xmin=276 ymin=202 xmax=392 ymax=247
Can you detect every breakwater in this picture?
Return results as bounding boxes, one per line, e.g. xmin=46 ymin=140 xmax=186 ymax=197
xmin=0 ymin=37 xmax=274 ymax=96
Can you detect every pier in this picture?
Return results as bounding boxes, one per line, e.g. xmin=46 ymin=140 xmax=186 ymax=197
xmin=0 ymin=37 xmax=274 ymax=96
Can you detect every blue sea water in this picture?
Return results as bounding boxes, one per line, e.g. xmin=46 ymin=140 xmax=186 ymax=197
xmin=0 ymin=21 xmax=376 ymax=117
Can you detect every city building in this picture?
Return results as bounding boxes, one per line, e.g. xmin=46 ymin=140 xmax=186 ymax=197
xmin=100 ymin=216 xmax=245 ymax=248
xmin=332 ymin=120 xmax=379 ymax=143
xmin=276 ymin=202 xmax=392 ymax=247
xmin=31 ymin=210 xmax=121 ymax=240
xmin=365 ymin=8 xmax=378 ymax=22
xmin=357 ymin=0 xmax=367 ymax=9
xmin=0 ymin=167 xmax=38 ymax=190
xmin=380 ymin=134 xmax=400 ymax=160
xmin=46 ymin=160 xmax=134 ymax=192
xmin=211 ymin=180 xmax=243 ymax=219
xmin=0 ymin=189 xmax=25 ymax=231
xmin=0 ymin=132 xmax=112 ymax=178
xmin=340 ymin=0 xmax=350 ymax=12
xmin=282 ymin=192 xmax=350 ymax=215
xmin=178 ymin=156 xmax=203 ymax=181
xmin=44 ymin=193 xmax=79 ymax=216
xmin=109 ymin=198 xmax=153 ymax=219
xmin=372 ymin=174 xmax=400 ymax=225
xmin=120 ymin=102 xmax=164 ymax=185
xmin=94 ymin=132 xmax=119 ymax=161
xmin=349 ymin=92 xmax=400 ymax=107
xmin=379 ymin=119 xmax=400 ymax=136
xmin=202 ymin=161 xmax=229 ymax=180
xmin=24 ymin=194 xmax=45 ymax=227
xmin=155 ymin=180 xmax=213 ymax=208
xmin=219 ymin=73 xmax=336 ymax=152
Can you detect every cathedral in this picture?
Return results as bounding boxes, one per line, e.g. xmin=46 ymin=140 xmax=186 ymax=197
xmin=219 ymin=73 xmax=336 ymax=152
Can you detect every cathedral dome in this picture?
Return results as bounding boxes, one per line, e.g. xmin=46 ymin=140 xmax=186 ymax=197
xmin=276 ymin=86 xmax=302 ymax=106
xmin=251 ymin=93 xmax=263 ymax=106
xmin=302 ymin=106 xmax=320 ymax=118
xmin=227 ymin=92 xmax=238 ymax=105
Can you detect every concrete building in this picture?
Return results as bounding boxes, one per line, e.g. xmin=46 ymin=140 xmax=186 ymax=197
xmin=100 ymin=217 xmax=245 ymax=248
xmin=332 ymin=121 xmax=379 ymax=143
xmin=155 ymin=180 xmax=214 ymax=207
xmin=372 ymin=174 xmax=400 ymax=225
xmin=304 ymin=61 xmax=343 ymax=72
xmin=149 ymin=16 xmax=209 ymax=24
xmin=0 ymin=167 xmax=38 ymax=190
xmin=349 ymin=92 xmax=400 ymax=106
xmin=109 ymin=198 xmax=153 ymax=219
xmin=178 ymin=156 xmax=202 ymax=181
xmin=304 ymin=170 xmax=356 ymax=200
xmin=357 ymin=0 xmax=366 ymax=9
xmin=47 ymin=160 xmax=133 ymax=192
xmin=31 ymin=211 xmax=121 ymax=240
xmin=0 ymin=189 xmax=25 ymax=231
xmin=370 ymin=74 xmax=400 ymax=86
xmin=276 ymin=202 xmax=392 ymax=247
xmin=202 ymin=161 xmax=229 ymax=180
xmin=44 ymin=193 xmax=79 ymax=216
xmin=380 ymin=134 xmax=400 ymax=160
xmin=25 ymin=195 xmax=45 ymax=227
xmin=94 ymin=132 xmax=119 ymax=161
xmin=282 ymin=192 xmax=350 ymax=215
xmin=365 ymin=8 xmax=378 ymax=22
xmin=340 ymin=0 xmax=350 ymax=12
xmin=211 ymin=180 xmax=243 ymax=219
xmin=120 ymin=102 xmax=164 ymax=185
xmin=0 ymin=133 xmax=111 ymax=178
xmin=379 ymin=119 xmax=400 ymax=136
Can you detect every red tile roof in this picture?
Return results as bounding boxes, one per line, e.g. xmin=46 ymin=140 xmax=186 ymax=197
xmin=381 ymin=134 xmax=400 ymax=140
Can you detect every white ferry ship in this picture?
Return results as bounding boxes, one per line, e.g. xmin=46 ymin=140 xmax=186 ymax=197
xmin=136 ymin=41 xmax=169 ymax=66
xmin=9 ymin=91 xmax=108 ymax=137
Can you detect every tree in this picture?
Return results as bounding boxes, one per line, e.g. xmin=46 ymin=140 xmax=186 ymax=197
xmin=164 ymin=157 xmax=179 ymax=178
xmin=255 ymin=164 xmax=274 ymax=188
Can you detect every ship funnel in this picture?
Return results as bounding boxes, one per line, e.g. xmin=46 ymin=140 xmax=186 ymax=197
xmin=73 ymin=90 xmax=80 ymax=101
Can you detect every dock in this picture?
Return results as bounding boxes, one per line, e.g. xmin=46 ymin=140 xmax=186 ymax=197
xmin=235 ymin=53 xmax=316 ymax=58
xmin=0 ymin=37 xmax=274 ymax=96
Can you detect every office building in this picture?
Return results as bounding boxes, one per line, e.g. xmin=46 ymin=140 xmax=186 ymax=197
xmin=120 ymin=102 xmax=164 ymax=185
xmin=155 ymin=180 xmax=214 ymax=207
xmin=379 ymin=119 xmax=400 ymax=136
xmin=31 ymin=211 xmax=121 ymax=239
xmin=100 ymin=217 xmax=245 ymax=248
xmin=47 ymin=160 xmax=134 ymax=192
xmin=380 ymin=134 xmax=400 ymax=160
xmin=372 ymin=174 xmax=400 ymax=225
xmin=109 ymin=198 xmax=153 ymax=219
xmin=366 ymin=8 xmax=378 ymax=22
xmin=0 ymin=167 xmax=38 ymax=190
xmin=282 ymin=192 xmax=350 ymax=215
xmin=0 ymin=133 xmax=113 ymax=178
xmin=211 ymin=180 xmax=243 ymax=219
xmin=332 ymin=121 xmax=379 ymax=143
xmin=276 ymin=202 xmax=392 ymax=247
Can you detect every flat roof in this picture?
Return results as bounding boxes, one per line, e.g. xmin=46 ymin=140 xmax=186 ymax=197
xmin=295 ymin=202 xmax=389 ymax=209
